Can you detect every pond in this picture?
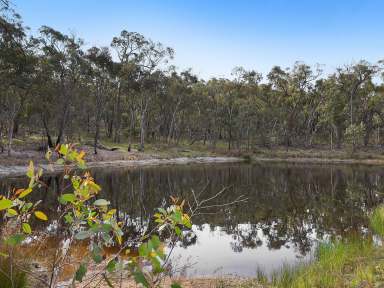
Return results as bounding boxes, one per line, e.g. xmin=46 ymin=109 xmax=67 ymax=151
xmin=1 ymin=162 xmax=384 ymax=278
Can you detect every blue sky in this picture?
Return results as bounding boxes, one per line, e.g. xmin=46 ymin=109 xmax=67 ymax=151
xmin=12 ymin=0 xmax=384 ymax=79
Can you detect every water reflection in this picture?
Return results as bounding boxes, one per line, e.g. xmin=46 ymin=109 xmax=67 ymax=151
xmin=1 ymin=162 xmax=383 ymax=276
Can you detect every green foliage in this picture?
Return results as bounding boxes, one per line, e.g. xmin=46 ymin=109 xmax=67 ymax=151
xmin=345 ymin=123 xmax=366 ymax=147
xmin=74 ymin=263 xmax=87 ymax=282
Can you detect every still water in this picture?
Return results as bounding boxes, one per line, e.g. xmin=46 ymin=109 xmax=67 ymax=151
xmin=1 ymin=162 xmax=383 ymax=277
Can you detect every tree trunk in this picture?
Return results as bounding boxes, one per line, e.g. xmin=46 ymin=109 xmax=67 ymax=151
xmin=128 ymin=108 xmax=135 ymax=152
xmin=139 ymin=103 xmax=148 ymax=152
xmin=113 ymin=83 xmax=122 ymax=143
xmin=12 ymin=117 xmax=19 ymax=137
xmin=94 ymin=110 xmax=101 ymax=155
xmin=364 ymin=129 xmax=371 ymax=147
xmin=334 ymin=125 xmax=342 ymax=149
xmin=7 ymin=118 xmax=14 ymax=156
xmin=167 ymin=98 xmax=181 ymax=143
xmin=228 ymin=125 xmax=232 ymax=150
xmin=107 ymin=117 xmax=113 ymax=138
xmin=42 ymin=114 xmax=54 ymax=148
xmin=55 ymin=92 xmax=71 ymax=146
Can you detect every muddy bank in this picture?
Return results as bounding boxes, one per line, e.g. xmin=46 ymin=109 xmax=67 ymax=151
xmin=0 ymin=156 xmax=244 ymax=178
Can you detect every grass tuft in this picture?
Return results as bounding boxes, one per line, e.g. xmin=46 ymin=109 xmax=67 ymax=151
xmin=270 ymin=238 xmax=375 ymax=288
xmin=370 ymin=205 xmax=384 ymax=237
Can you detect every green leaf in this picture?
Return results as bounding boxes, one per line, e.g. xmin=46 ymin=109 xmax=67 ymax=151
xmin=0 ymin=199 xmax=13 ymax=211
xmin=74 ymin=263 xmax=87 ymax=282
xmin=183 ymin=217 xmax=192 ymax=229
xmin=5 ymin=234 xmax=25 ymax=246
xmin=147 ymin=238 xmax=154 ymax=251
xmin=101 ymin=224 xmax=113 ymax=233
xmin=26 ymin=161 xmax=34 ymax=178
xmin=171 ymin=283 xmax=182 ymax=288
xmin=139 ymin=242 xmax=149 ymax=257
xmin=56 ymin=158 xmax=65 ymax=165
xmin=64 ymin=213 xmax=73 ymax=224
xmin=59 ymin=193 xmax=76 ymax=204
xmin=102 ymin=233 xmax=112 ymax=243
xmin=21 ymin=202 xmax=33 ymax=213
xmin=133 ymin=271 xmax=149 ymax=288
xmin=59 ymin=144 xmax=68 ymax=156
xmin=28 ymin=177 xmax=35 ymax=188
xmin=151 ymin=257 xmax=163 ymax=273
xmin=22 ymin=223 xmax=32 ymax=234
xmin=106 ymin=259 xmax=116 ymax=273
xmin=151 ymin=235 xmax=160 ymax=248
xmin=158 ymin=207 xmax=167 ymax=214
xmin=171 ymin=210 xmax=183 ymax=223
xmin=75 ymin=230 xmax=91 ymax=240
xmin=175 ymin=226 xmax=181 ymax=237
xmin=93 ymin=199 xmax=110 ymax=206
xmin=91 ymin=244 xmax=103 ymax=264
xmin=72 ymin=178 xmax=80 ymax=189
xmin=90 ymin=223 xmax=113 ymax=234
xmin=6 ymin=208 xmax=18 ymax=217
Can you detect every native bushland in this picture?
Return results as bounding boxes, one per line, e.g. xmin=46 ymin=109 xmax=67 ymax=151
xmin=1 ymin=3 xmax=384 ymax=155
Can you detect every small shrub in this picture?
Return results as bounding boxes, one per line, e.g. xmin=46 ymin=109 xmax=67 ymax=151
xmin=0 ymin=144 xmax=192 ymax=287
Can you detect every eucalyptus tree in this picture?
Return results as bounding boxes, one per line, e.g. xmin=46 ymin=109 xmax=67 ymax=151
xmin=137 ymin=45 xmax=173 ymax=151
xmin=159 ymin=69 xmax=197 ymax=143
xmin=267 ymin=63 xmax=318 ymax=147
xmin=0 ymin=4 xmax=36 ymax=155
xmin=232 ymin=67 xmax=263 ymax=149
xmin=357 ymin=79 xmax=384 ymax=146
xmin=318 ymin=76 xmax=348 ymax=148
xmin=197 ymin=78 xmax=222 ymax=147
xmin=110 ymin=31 xmax=147 ymax=143
xmin=332 ymin=62 xmax=382 ymax=148
xmin=253 ymin=83 xmax=276 ymax=146
xmin=336 ymin=61 xmax=380 ymax=127
xmin=85 ymin=46 xmax=114 ymax=154
xmin=111 ymin=30 xmax=173 ymax=151
xmin=37 ymin=26 xmax=86 ymax=147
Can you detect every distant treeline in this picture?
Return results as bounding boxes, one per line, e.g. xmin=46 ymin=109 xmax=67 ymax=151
xmin=1 ymin=3 xmax=384 ymax=155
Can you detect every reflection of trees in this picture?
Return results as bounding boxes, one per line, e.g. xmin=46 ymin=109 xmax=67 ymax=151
xmin=2 ymin=163 xmax=384 ymax=255
xmin=229 ymin=224 xmax=262 ymax=253
xmin=179 ymin=231 xmax=197 ymax=248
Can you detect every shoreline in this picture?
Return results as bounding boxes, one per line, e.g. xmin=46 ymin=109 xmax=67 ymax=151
xmin=0 ymin=156 xmax=244 ymax=178
xmin=251 ymin=156 xmax=384 ymax=166
xmin=2 ymin=154 xmax=384 ymax=178
xmin=3 ymin=141 xmax=384 ymax=178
